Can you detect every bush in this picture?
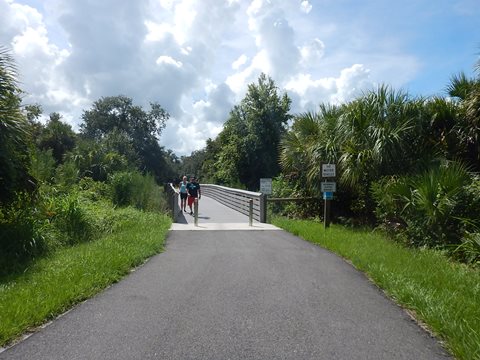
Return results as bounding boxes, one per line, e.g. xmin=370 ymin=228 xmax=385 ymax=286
xmin=0 ymin=192 xmax=52 ymax=274
xmin=77 ymin=177 xmax=110 ymax=202
xmin=373 ymin=162 xmax=480 ymax=251
xmin=0 ymin=184 xmax=123 ymax=276
xmin=50 ymin=191 xmax=94 ymax=245
xmin=30 ymin=149 xmax=56 ymax=184
xmin=55 ymin=159 xmax=80 ymax=187
xmin=109 ymin=171 xmax=167 ymax=212
xmin=452 ymin=233 xmax=480 ymax=267
xmin=269 ymin=175 xmax=322 ymax=219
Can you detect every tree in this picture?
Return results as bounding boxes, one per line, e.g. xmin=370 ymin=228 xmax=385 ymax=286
xmin=213 ymin=74 xmax=291 ymax=189
xmin=80 ymin=95 xmax=171 ymax=181
xmin=38 ymin=112 xmax=77 ymax=163
xmin=447 ymin=61 xmax=480 ymax=170
xmin=280 ymin=104 xmax=342 ymax=195
xmin=0 ymin=47 xmax=34 ymax=203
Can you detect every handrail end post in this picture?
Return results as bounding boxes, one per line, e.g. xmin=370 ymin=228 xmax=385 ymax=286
xmin=249 ymin=198 xmax=253 ymax=226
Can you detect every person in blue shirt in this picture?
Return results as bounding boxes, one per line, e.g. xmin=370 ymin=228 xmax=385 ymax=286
xmin=178 ymin=176 xmax=188 ymax=212
xmin=186 ymin=176 xmax=201 ymax=215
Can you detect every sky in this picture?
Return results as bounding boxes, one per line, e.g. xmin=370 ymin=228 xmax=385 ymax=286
xmin=1 ymin=0 xmax=479 ymax=156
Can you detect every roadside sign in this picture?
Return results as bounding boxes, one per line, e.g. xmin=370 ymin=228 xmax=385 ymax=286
xmin=321 ymin=181 xmax=336 ymax=192
xmin=260 ymin=178 xmax=272 ymax=194
xmin=322 ymin=164 xmax=336 ymax=178
xmin=323 ymin=191 xmax=334 ymax=200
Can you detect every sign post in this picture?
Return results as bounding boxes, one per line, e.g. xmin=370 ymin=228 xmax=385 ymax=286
xmin=321 ymin=164 xmax=336 ymax=229
xmin=260 ymin=178 xmax=272 ymax=223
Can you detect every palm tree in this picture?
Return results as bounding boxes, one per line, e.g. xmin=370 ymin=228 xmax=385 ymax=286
xmin=336 ymin=85 xmax=420 ymax=189
xmin=447 ymin=65 xmax=480 ymax=170
xmin=280 ymin=104 xmax=342 ymax=195
xmin=0 ymin=46 xmax=33 ymax=203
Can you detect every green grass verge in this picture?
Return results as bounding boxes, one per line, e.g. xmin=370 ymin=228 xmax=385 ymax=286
xmin=0 ymin=207 xmax=171 ymax=347
xmin=272 ymin=217 xmax=480 ymax=360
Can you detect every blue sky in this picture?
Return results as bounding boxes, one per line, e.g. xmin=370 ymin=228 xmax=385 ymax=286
xmin=1 ymin=0 xmax=479 ymax=155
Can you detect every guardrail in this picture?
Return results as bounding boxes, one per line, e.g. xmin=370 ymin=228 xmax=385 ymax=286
xmin=201 ymin=184 xmax=267 ymax=223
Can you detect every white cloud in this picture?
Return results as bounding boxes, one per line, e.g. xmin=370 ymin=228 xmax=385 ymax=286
xmin=156 ymin=55 xmax=183 ymax=68
xmin=1 ymin=0 xmax=439 ymax=156
xmin=300 ymin=38 xmax=325 ymax=67
xmin=285 ymin=64 xmax=372 ymax=107
xmin=300 ymin=1 xmax=312 ymax=14
xmin=232 ymin=54 xmax=248 ymax=70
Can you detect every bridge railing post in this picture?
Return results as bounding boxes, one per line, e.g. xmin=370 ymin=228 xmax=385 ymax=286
xmin=260 ymin=193 xmax=267 ymax=223
xmin=194 ymin=198 xmax=199 ymax=226
xmin=249 ymin=198 xmax=253 ymax=226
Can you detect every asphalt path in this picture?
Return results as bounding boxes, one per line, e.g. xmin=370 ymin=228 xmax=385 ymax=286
xmin=0 ymin=229 xmax=450 ymax=359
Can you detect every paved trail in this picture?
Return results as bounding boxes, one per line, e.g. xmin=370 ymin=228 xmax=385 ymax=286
xmin=0 ymin=197 xmax=451 ymax=359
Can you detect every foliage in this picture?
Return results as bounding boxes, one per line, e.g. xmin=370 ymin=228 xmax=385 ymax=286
xmin=30 ymin=148 xmax=56 ymax=184
xmin=268 ymin=174 xmax=322 ymax=219
xmin=453 ymin=232 xmax=480 ymax=267
xmin=66 ymin=138 xmax=131 ymax=181
xmin=179 ymin=147 xmax=208 ymax=181
xmin=279 ymin=87 xmax=428 ymax=221
xmin=280 ymin=77 xmax=480 ymax=227
xmin=79 ymin=95 xmax=174 ymax=182
xmin=37 ymin=112 xmax=77 ymax=163
xmin=200 ymin=74 xmax=291 ymax=189
xmin=372 ymin=162 xmax=480 ymax=248
xmin=280 ymin=106 xmax=338 ymax=189
xmin=109 ymin=171 xmax=167 ymax=212
xmin=49 ymin=190 xmax=95 ymax=246
xmin=54 ymin=159 xmax=80 ymax=187
xmin=0 ymin=192 xmax=49 ymax=266
xmin=447 ymin=67 xmax=480 ymax=170
xmin=0 ymin=47 xmax=34 ymax=203
xmin=1 ymin=183 xmax=107 ymax=275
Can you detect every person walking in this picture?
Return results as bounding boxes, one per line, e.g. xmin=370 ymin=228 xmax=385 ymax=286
xmin=178 ymin=176 xmax=188 ymax=212
xmin=187 ymin=176 xmax=201 ymax=215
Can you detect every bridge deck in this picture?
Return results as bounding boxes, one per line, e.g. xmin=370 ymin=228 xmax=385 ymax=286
xmin=171 ymin=195 xmax=279 ymax=230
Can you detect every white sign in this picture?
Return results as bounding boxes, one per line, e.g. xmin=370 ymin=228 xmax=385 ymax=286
xmin=260 ymin=178 xmax=272 ymax=194
xmin=321 ymin=181 xmax=336 ymax=192
xmin=322 ymin=164 xmax=336 ymax=178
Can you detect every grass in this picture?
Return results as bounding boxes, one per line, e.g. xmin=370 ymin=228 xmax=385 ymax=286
xmin=0 ymin=207 xmax=171 ymax=347
xmin=272 ymin=217 xmax=480 ymax=360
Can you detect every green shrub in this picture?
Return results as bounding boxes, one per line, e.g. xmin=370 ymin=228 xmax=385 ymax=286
xmin=373 ymin=162 xmax=480 ymax=250
xmin=30 ymin=149 xmax=56 ymax=184
xmin=452 ymin=233 xmax=480 ymax=267
xmin=110 ymin=171 xmax=135 ymax=207
xmin=51 ymin=191 xmax=94 ymax=245
xmin=77 ymin=177 xmax=110 ymax=202
xmin=269 ymin=175 xmax=322 ymax=219
xmin=55 ymin=159 xmax=79 ymax=187
xmin=0 ymin=193 xmax=51 ymax=273
xmin=109 ymin=171 xmax=167 ymax=211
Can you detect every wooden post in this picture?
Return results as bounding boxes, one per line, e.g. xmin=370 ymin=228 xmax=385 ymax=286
xmin=324 ymin=197 xmax=331 ymax=229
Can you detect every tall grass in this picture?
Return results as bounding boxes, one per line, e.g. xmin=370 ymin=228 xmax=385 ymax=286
xmin=272 ymin=217 xmax=480 ymax=360
xmin=109 ymin=171 xmax=167 ymax=211
xmin=0 ymin=207 xmax=171 ymax=347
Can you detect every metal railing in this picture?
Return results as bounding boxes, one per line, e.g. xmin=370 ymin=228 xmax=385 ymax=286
xmin=201 ymin=184 xmax=267 ymax=223
xmin=165 ymin=183 xmax=180 ymax=221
